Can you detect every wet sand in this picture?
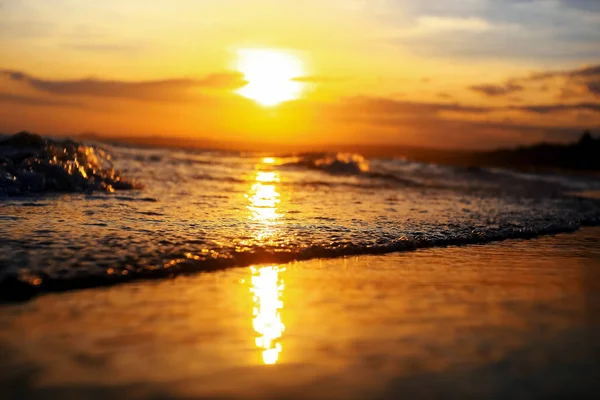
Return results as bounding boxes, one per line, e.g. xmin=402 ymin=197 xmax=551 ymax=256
xmin=1 ymin=228 xmax=600 ymax=399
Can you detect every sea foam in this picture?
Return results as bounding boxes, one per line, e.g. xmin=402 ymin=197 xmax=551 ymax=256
xmin=0 ymin=132 xmax=138 ymax=195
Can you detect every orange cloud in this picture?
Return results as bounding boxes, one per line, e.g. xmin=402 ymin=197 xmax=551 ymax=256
xmin=1 ymin=69 xmax=247 ymax=101
xmin=0 ymin=93 xmax=85 ymax=108
xmin=291 ymin=75 xmax=349 ymax=84
xmin=470 ymin=82 xmax=524 ymax=97
xmin=471 ymin=64 xmax=600 ymax=100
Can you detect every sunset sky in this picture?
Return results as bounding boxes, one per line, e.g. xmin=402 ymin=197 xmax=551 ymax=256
xmin=1 ymin=0 xmax=599 ymax=149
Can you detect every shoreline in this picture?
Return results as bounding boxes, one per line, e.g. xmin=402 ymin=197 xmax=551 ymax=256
xmin=1 ymin=215 xmax=599 ymax=303
xmin=1 ymin=227 xmax=600 ymax=399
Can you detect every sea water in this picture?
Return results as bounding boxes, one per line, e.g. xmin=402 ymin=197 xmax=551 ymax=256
xmin=2 ymin=132 xmax=600 ymax=299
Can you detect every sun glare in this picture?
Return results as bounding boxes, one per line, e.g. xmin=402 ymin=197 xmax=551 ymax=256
xmin=236 ymin=49 xmax=306 ymax=107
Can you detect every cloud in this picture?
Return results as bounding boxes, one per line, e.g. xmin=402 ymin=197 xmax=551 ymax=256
xmin=384 ymin=0 xmax=600 ymax=61
xmin=470 ymin=82 xmax=524 ymax=96
xmin=527 ymin=64 xmax=600 ymax=81
xmin=587 ymin=81 xmax=600 ymax=96
xmin=332 ymin=95 xmax=598 ymax=147
xmin=344 ymin=111 xmax=594 ymax=148
xmin=0 ymin=93 xmax=85 ymax=108
xmin=569 ymin=65 xmax=600 ymax=96
xmin=470 ymin=64 xmax=600 ymax=100
xmin=0 ymin=20 xmax=57 ymax=39
xmin=510 ymin=102 xmax=600 ymax=114
xmin=527 ymin=64 xmax=600 ymax=98
xmin=409 ymin=16 xmax=495 ymax=34
xmin=0 ymin=69 xmax=248 ymax=101
xmin=63 ymin=43 xmax=141 ymax=53
xmin=198 ymin=73 xmax=248 ymax=89
xmin=292 ymin=75 xmax=348 ymax=83
xmin=508 ymin=0 xmax=600 ymax=13
xmin=342 ymin=96 xmax=492 ymax=115
xmin=572 ymin=65 xmax=600 ymax=78
xmin=342 ymin=96 xmax=600 ymax=117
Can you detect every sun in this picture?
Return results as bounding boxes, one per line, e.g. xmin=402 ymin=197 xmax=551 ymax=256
xmin=235 ymin=49 xmax=306 ymax=107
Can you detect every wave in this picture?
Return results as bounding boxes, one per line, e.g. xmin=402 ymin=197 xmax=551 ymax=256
xmin=2 ymin=208 xmax=600 ymax=302
xmin=3 ymin=137 xmax=600 ymax=302
xmin=0 ymin=132 xmax=139 ymax=196
xmin=279 ymin=152 xmax=422 ymax=187
xmin=283 ymin=152 xmax=370 ymax=175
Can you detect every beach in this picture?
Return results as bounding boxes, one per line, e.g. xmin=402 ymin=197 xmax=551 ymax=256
xmin=2 ymin=1 xmax=600 ymax=398
xmin=2 ymin=227 xmax=599 ymax=399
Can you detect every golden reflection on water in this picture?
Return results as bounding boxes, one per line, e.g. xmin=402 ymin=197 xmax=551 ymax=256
xmin=245 ymin=167 xmax=282 ymax=244
xmin=246 ymin=171 xmax=281 ymax=222
xmin=245 ymin=159 xmax=286 ymax=364
xmin=250 ymin=265 xmax=285 ymax=365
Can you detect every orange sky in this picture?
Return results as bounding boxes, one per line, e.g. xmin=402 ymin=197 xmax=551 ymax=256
xmin=1 ymin=0 xmax=599 ymax=149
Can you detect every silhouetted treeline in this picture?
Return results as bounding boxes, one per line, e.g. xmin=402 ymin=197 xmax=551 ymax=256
xmin=471 ymin=131 xmax=600 ymax=171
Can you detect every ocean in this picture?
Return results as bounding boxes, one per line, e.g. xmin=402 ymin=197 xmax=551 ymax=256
xmin=2 ymin=132 xmax=600 ymax=300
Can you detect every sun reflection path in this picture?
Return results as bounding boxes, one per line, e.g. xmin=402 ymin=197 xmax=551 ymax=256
xmin=244 ymin=169 xmax=282 ymax=244
xmin=244 ymin=159 xmax=287 ymax=365
xmin=250 ymin=265 xmax=285 ymax=365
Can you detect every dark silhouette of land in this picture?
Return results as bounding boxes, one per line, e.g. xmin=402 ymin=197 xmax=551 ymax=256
xmin=466 ymin=131 xmax=600 ymax=171
xmin=385 ymin=130 xmax=600 ymax=172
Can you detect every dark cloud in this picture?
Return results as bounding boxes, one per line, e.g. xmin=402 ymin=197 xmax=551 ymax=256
xmin=510 ymin=102 xmax=600 ymax=114
xmin=540 ymin=64 xmax=600 ymax=98
xmin=558 ymin=0 xmax=600 ymax=12
xmin=0 ymin=93 xmax=85 ymax=108
xmin=474 ymin=64 xmax=600 ymax=99
xmin=565 ymin=65 xmax=600 ymax=97
xmin=509 ymin=0 xmax=600 ymax=13
xmin=528 ymin=64 xmax=600 ymax=81
xmin=4 ymin=70 xmax=27 ymax=81
xmin=470 ymin=82 xmax=524 ymax=96
xmin=0 ymin=69 xmax=248 ymax=101
xmin=587 ymin=81 xmax=600 ymax=96
xmin=571 ymin=65 xmax=600 ymax=78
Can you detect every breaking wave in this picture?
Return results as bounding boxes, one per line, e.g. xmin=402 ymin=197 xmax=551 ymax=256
xmin=283 ymin=152 xmax=370 ymax=175
xmin=0 ymin=132 xmax=139 ymax=196
xmin=280 ymin=152 xmax=426 ymax=187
